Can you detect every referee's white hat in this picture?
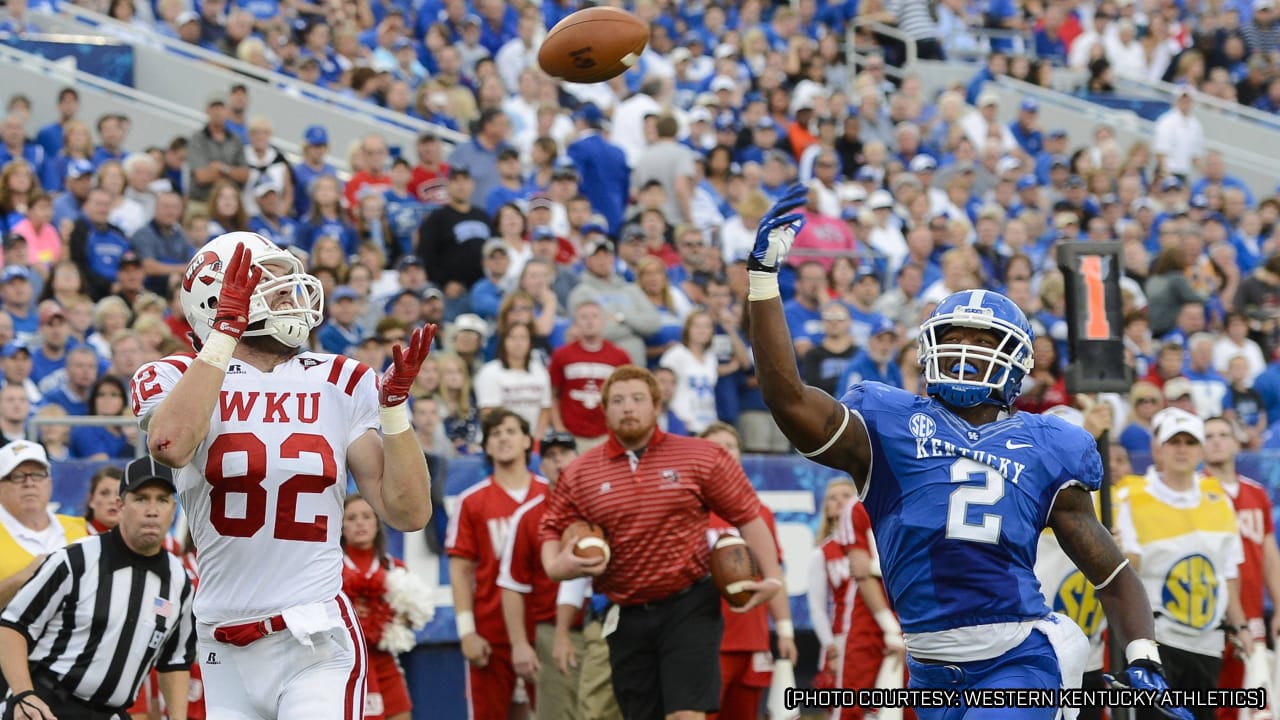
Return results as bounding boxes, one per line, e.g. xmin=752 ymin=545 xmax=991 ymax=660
xmin=0 ymin=440 xmax=50 ymax=480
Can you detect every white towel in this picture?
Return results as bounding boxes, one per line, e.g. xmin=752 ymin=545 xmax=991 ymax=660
xmin=1035 ymin=613 xmax=1089 ymax=720
xmin=282 ymin=602 xmax=342 ymax=649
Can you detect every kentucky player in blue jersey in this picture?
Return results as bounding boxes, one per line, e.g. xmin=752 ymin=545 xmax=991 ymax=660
xmin=746 ymin=184 xmax=1192 ymax=720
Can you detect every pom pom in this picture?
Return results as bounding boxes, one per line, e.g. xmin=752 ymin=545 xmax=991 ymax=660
xmin=378 ymin=620 xmax=418 ymax=654
xmin=385 ymin=566 xmax=435 ymax=629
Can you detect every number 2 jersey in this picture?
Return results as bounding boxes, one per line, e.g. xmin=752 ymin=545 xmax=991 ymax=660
xmin=841 ymin=382 xmax=1103 ymax=649
xmin=131 ymin=351 xmax=380 ymax=625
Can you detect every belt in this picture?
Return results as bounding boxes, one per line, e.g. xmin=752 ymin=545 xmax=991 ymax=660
xmin=623 ymin=575 xmax=711 ymax=611
xmin=213 ymin=615 xmax=288 ymax=647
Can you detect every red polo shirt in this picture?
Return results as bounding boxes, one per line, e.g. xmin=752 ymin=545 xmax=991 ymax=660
xmin=539 ymin=427 xmax=761 ymax=606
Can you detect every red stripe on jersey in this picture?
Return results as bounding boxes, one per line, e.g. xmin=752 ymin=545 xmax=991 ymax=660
xmin=540 ymin=429 xmax=761 ymax=606
xmin=337 ymin=594 xmax=367 ymax=720
xmin=344 ymin=362 xmax=373 ymax=397
xmin=328 ymin=355 xmax=348 ymax=387
xmin=159 ymin=358 xmax=191 ymax=374
xmin=175 ymin=352 xmax=196 ymax=359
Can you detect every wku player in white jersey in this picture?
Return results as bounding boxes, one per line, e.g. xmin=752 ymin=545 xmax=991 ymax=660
xmin=131 ymin=233 xmax=434 ymax=720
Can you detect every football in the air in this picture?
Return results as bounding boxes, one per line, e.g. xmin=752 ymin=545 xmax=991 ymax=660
xmin=563 ymin=520 xmax=610 ymax=564
xmin=710 ymin=535 xmax=760 ymax=608
xmin=537 ymin=6 xmax=650 ymax=84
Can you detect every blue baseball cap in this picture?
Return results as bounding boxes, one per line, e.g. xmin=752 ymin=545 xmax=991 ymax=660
xmin=755 ymin=117 xmax=778 ymax=132
xmin=855 ymin=166 xmax=879 ymax=182
xmin=572 ymin=103 xmax=604 ymax=126
xmin=855 ymin=265 xmax=881 ymax=283
xmin=1048 ymin=129 xmax=1068 ymax=140
xmin=330 ymin=285 xmax=358 ymax=302
xmin=1160 ymin=176 xmax=1185 ymax=192
xmin=1190 ymin=193 xmax=1209 ymax=209
xmin=2 ymin=266 xmax=31 ymax=283
xmin=66 ymin=158 xmax=94 ymax=180
xmin=1020 ymin=98 xmax=1039 ymax=113
xmin=0 ymin=341 xmax=28 ymax=359
xmin=580 ymin=221 xmax=609 ymax=237
xmin=871 ymin=317 xmax=898 ymax=336
xmin=304 ymin=125 xmax=329 ymax=146
xmin=1016 ymin=174 xmax=1040 ymax=190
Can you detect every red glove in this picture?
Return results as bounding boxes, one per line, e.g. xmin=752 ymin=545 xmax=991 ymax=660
xmin=380 ymin=324 xmax=437 ymax=407
xmin=212 ymin=242 xmax=262 ymax=340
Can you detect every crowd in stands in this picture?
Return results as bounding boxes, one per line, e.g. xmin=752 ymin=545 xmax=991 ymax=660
xmin=0 ymin=0 xmax=1275 ymax=469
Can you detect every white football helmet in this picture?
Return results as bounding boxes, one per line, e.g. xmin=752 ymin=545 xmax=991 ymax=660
xmin=180 ymin=232 xmax=323 ymax=348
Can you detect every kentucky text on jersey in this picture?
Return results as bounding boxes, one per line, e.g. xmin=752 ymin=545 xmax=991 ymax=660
xmin=912 ymin=437 xmax=1028 ymax=485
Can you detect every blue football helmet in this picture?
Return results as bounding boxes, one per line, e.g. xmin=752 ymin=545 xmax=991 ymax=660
xmin=917 ymin=290 xmax=1036 ymax=409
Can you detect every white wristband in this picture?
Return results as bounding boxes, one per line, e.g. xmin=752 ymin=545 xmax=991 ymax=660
xmin=379 ymin=403 xmax=412 ymax=435
xmin=196 ymin=330 xmax=237 ymax=372
xmin=1126 ymin=638 xmax=1161 ymax=665
xmin=748 ymin=270 xmax=780 ymax=301
xmin=456 ymin=611 xmax=476 ymax=638
xmin=874 ymin=609 xmax=901 ymax=635
xmin=776 ymin=619 xmax=794 ymax=639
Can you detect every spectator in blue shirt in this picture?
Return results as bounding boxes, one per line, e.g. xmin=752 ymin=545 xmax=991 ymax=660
xmin=29 ymin=302 xmax=73 ymax=389
xmin=838 ymin=318 xmax=906 ymax=394
xmin=68 ymin=188 xmax=131 ymax=300
xmin=316 ymin=285 xmax=366 ymax=356
xmin=469 ymin=239 xmax=510 ymax=321
xmin=69 ymin=374 xmax=134 ymax=459
xmin=35 ymin=88 xmax=79 ymax=161
xmin=90 ymin=114 xmax=128 ymax=169
xmin=567 ymin=103 xmax=631 ymax=235
xmin=484 ymin=148 xmax=527 ymax=218
xmin=0 ymin=122 xmax=43 ymax=195
xmin=1009 ymin=98 xmax=1045 ymax=156
xmin=0 ymin=266 xmax=37 ymax=345
xmin=783 ymin=261 xmax=828 ymax=357
xmin=41 ymin=345 xmax=97 ymax=416
xmin=247 ymin=182 xmax=299 ymax=250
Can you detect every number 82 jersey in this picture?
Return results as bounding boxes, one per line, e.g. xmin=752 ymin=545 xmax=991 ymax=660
xmin=131 ymin=351 xmax=380 ymax=625
xmin=842 ymin=382 xmax=1103 ymax=636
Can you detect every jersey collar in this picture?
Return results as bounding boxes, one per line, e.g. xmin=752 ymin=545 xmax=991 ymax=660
xmin=604 ymin=425 xmax=669 ymax=460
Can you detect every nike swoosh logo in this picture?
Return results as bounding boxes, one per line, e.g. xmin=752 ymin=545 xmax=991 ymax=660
xmin=1005 ymin=441 xmax=1033 ymax=450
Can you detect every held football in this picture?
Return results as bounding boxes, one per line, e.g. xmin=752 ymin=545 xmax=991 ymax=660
xmin=563 ymin=520 xmax=610 ymax=564
xmin=710 ymin=535 xmax=760 ymax=608
xmin=537 ymin=7 xmax=650 ymax=84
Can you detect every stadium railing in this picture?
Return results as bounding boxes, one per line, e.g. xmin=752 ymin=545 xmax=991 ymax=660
xmin=41 ymin=5 xmax=468 ymax=160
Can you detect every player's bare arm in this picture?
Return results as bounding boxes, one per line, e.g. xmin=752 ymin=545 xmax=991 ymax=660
xmin=500 ymin=589 xmax=539 ymax=681
xmin=731 ymin=516 xmax=786 ymax=613
xmin=767 ymin=577 xmax=797 ymax=662
xmin=1049 ymin=485 xmax=1158 ymax=656
xmin=849 ymin=546 xmax=906 ymax=662
xmin=157 ymin=669 xmax=190 ymax=720
xmin=147 ymin=241 xmax=261 ymax=467
xmin=349 ymin=325 xmax=437 ymax=531
xmin=450 ymin=557 xmax=492 ymax=668
xmin=552 ymin=602 xmax=579 ymax=675
xmin=1225 ymin=578 xmax=1254 ymax=657
xmin=541 ymin=525 xmax=607 ymax=582
xmin=0 ymin=626 xmax=55 ymax=720
xmin=1263 ymin=533 xmax=1280 ymax=637
xmin=745 ymin=184 xmax=871 ymax=486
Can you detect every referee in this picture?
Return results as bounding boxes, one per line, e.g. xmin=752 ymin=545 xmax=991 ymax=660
xmin=540 ymin=365 xmax=784 ymax=720
xmin=0 ymin=457 xmax=195 ymax=720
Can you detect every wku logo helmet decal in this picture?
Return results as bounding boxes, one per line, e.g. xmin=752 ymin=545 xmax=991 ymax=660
xmin=182 ymin=252 xmax=222 ymax=293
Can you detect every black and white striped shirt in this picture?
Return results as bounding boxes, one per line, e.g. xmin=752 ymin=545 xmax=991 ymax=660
xmin=0 ymin=528 xmax=195 ymax=711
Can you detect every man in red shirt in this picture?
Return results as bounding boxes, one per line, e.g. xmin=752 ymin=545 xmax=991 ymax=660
xmin=1204 ymin=416 xmax=1280 ymax=719
xmin=344 ymin=133 xmax=393 ymax=215
xmin=836 ymin=497 xmax=911 ymax=720
xmin=548 ymin=301 xmax=631 ymax=453
xmin=447 ymin=409 xmax=548 ymax=720
xmin=407 ymin=131 xmax=449 ymax=206
xmin=498 ymin=430 xmax=585 ymax=719
xmin=539 ymin=365 xmax=784 ymax=720
xmin=700 ymin=422 xmax=798 ymax=720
